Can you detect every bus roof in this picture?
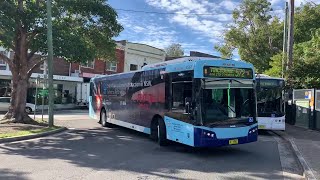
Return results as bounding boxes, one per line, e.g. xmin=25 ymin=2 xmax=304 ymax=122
xmin=142 ymin=57 xmax=253 ymax=71
xmin=256 ymin=74 xmax=285 ymax=81
xmin=92 ymin=57 xmax=255 ymax=81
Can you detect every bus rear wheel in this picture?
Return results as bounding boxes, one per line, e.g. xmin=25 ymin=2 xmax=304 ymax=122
xmin=101 ymin=110 xmax=113 ymax=128
xmin=157 ymin=117 xmax=168 ymax=146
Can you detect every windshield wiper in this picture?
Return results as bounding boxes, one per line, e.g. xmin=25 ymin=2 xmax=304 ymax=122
xmin=227 ymin=105 xmax=236 ymax=113
xmin=206 ymin=118 xmax=252 ymax=127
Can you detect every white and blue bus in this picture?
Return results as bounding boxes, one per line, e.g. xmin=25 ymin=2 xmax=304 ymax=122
xmin=89 ymin=57 xmax=258 ymax=147
xmin=256 ymin=74 xmax=285 ymax=130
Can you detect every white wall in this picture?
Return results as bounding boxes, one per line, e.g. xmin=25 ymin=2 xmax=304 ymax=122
xmin=118 ymin=42 xmax=165 ymax=72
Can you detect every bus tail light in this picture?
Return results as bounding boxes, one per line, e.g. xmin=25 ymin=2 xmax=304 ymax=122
xmin=96 ymin=95 xmax=102 ymax=107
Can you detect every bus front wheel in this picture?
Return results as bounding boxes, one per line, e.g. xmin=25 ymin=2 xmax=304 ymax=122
xmin=157 ymin=118 xmax=168 ymax=146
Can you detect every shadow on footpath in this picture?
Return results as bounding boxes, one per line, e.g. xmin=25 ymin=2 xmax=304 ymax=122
xmin=0 ymin=168 xmax=28 ymax=180
xmin=0 ymin=126 xmax=285 ymax=180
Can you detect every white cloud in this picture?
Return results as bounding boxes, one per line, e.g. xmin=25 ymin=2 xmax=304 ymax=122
xmin=117 ymin=15 xmax=178 ymax=49
xmin=145 ymin=0 xmax=231 ymax=46
xmin=114 ymin=0 xmax=320 ymax=58
xmin=219 ymin=1 xmax=239 ymax=11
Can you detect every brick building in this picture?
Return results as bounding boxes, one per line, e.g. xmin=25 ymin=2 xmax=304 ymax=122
xmin=0 ymin=41 xmax=165 ymax=108
xmin=69 ymin=41 xmax=165 ymax=82
xmin=70 ymin=48 xmax=125 ymax=82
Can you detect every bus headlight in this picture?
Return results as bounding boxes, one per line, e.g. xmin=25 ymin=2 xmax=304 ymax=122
xmin=202 ymin=130 xmax=215 ymax=138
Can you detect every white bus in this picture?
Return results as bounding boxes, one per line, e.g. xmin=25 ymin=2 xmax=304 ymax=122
xmin=256 ymin=74 xmax=285 ymax=130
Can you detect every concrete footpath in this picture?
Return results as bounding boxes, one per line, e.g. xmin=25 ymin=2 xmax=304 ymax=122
xmin=277 ymin=124 xmax=320 ymax=180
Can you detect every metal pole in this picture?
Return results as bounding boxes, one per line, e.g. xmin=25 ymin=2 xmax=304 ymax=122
xmin=286 ymin=0 xmax=294 ymax=71
xmin=33 ymin=76 xmax=39 ymax=120
xmin=282 ymin=2 xmax=289 ymax=78
xmin=41 ymin=77 xmax=45 ymax=122
xmin=47 ymin=0 xmax=54 ymax=127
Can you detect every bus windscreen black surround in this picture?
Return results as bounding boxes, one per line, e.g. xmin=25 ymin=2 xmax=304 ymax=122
xmin=203 ymin=66 xmax=253 ymax=79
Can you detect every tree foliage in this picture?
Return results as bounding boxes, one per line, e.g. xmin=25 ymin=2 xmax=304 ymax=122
xmin=0 ymin=0 xmax=123 ymax=123
xmin=265 ymin=3 xmax=320 ymax=88
xmin=214 ymin=44 xmax=233 ymax=59
xmin=165 ymin=43 xmax=184 ymax=57
xmin=287 ymin=29 xmax=320 ymax=88
xmin=215 ymin=0 xmax=283 ymax=73
xmin=0 ymin=0 xmax=123 ymax=62
xmin=294 ymin=3 xmax=320 ymax=44
xmin=264 ymin=53 xmax=283 ymax=77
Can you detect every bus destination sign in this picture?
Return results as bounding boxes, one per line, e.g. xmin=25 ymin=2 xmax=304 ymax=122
xmin=203 ymin=66 xmax=253 ymax=79
xmin=260 ymin=80 xmax=284 ymax=87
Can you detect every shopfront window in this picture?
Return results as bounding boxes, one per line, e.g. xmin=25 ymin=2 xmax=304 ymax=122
xmin=0 ymin=80 xmax=11 ymax=97
xmin=27 ymin=81 xmax=76 ymax=105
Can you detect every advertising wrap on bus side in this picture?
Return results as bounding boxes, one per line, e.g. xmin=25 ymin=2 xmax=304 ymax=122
xmin=89 ymin=57 xmax=258 ymax=147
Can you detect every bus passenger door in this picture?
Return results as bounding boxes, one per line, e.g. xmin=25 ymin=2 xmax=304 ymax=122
xmin=165 ymin=81 xmax=194 ymax=146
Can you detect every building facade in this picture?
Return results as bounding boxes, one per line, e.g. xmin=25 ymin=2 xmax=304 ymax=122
xmin=69 ymin=48 xmax=125 ymax=82
xmin=0 ymin=41 xmax=165 ymax=108
xmin=116 ymin=40 xmax=166 ymax=72
xmin=0 ymin=47 xmax=83 ymax=108
xmin=69 ymin=41 xmax=165 ymax=81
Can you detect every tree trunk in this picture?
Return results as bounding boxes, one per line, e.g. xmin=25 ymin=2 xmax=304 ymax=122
xmin=2 ymin=74 xmax=33 ymax=123
xmin=1 ymin=1 xmax=38 ymax=124
xmin=1 ymin=27 xmax=33 ymax=123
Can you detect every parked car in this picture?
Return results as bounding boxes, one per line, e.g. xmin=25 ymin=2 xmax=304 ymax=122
xmin=0 ymin=97 xmax=36 ymax=113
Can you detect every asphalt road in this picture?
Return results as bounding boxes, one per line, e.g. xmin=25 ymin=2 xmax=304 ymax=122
xmin=0 ymin=110 xmax=303 ymax=180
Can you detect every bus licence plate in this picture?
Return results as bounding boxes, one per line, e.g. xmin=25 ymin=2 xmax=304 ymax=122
xmin=229 ymin=139 xmax=238 ymax=145
xmin=258 ymin=125 xmax=265 ymax=129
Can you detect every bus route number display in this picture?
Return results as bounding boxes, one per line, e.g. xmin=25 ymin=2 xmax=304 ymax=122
xmin=203 ymin=66 xmax=253 ymax=79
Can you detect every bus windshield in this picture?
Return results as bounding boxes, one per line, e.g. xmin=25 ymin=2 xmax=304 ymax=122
xmin=202 ymin=79 xmax=255 ymax=126
xmin=257 ymin=79 xmax=285 ymax=117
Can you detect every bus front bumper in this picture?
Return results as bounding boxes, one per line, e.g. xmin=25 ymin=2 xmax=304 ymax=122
xmin=258 ymin=117 xmax=285 ymax=130
xmin=193 ymin=126 xmax=258 ymax=147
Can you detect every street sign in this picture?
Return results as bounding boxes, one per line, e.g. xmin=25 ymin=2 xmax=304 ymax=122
xmin=39 ymin=89 xmax=49 ymax=96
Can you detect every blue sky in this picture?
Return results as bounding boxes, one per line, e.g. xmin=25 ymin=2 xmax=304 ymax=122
xmin=108 ymin=0 xmax=318 ymax=59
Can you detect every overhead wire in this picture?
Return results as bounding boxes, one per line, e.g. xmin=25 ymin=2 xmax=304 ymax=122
xmin=114 ymin=8 xmax=284 ymax=16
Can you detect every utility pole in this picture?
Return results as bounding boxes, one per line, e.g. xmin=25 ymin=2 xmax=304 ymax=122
xmin=282 ymin=2 xmax=289 ymax=78
xmin=47 ymin=0 xmax=54 ymax=127
xmin=286 ymin=0 xmax=294 ymax=71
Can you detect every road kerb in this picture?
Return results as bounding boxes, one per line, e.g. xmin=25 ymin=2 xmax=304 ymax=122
xmin=272 ymin=131 xmax=316 ymax=180
xmin=0 ymin=127 xmax=67 ymax=144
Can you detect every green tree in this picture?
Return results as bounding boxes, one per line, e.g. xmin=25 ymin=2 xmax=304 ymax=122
xmin=0 ymin=0 xmax=123 ymax=123
xmin=287 ymin=29 xmax=320 ymax=88
xmin=294 ymin=3 xmax=320 ymax=44
xmin=264 ymin=53 xmax=283 ymax=77
xmin=165 ymin=43 xmax=184 ymax=57
xmin=215 ymin=0 xmax=283 ymax=73
xmin=266 ymin=3 xmax=320 ymax=88
xmin=214 ymin=44 xmax=233 ymax=59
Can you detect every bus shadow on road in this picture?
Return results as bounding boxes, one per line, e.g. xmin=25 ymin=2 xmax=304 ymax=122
xmin=0 ymin=125 xmax=284 ymax=180
xmin=258 ymin=129 xmax=273 ymax=136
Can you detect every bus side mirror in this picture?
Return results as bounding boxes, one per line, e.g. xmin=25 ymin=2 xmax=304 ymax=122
xmin=185 ymin=97 xmax=192 ymax=114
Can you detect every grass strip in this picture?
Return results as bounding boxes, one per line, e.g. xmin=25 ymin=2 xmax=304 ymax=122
xmin=0 ymin=127 xmax=60 ymax=139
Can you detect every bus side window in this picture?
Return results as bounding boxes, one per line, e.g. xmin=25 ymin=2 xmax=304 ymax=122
xmin=172 ymin=83 xmax=192 ymax=112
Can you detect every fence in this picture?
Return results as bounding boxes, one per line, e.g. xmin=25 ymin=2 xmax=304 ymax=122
xmin=286 ymin=88 xmax=320 ymax=130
